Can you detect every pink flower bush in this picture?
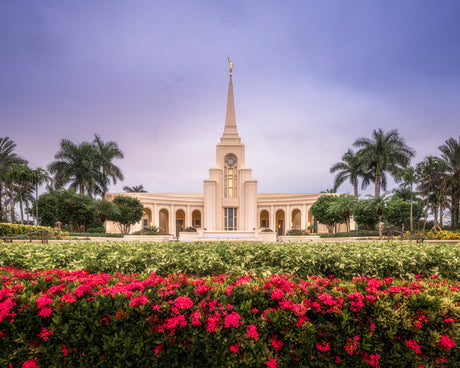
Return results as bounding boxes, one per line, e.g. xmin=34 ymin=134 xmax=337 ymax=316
xmin=0 ymin=266 xmax=458 ymax=367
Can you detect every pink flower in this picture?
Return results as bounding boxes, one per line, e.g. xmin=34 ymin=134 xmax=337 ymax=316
xmin=38 ymin=307 xmax=52 ymax=317
xmin=206 ymin=311 xmax=221 ymax=333
xmin=266 ymin=358 xmax=278 ymax=368
xmin=153 ymin=345 xmax=163 ymax=356
xmin=38 ymin=327 xmax=53 ymax=341
xmin=316 ymin=342 xmax=330 ymax=352
xmin=270 ymin=289 xmax=284 ymax=300
xmin=369 ymin=353 xmax=380 ymax=367
xmin=22 ymin=359 xmax=38 ymax=368
xmin=190 ymin=310 xmax=201 ymax=326
xmin=405 ymin=339 xmax=422 ymax=354
xmin=246 ymin=324 xmax=259 ymax=340
xmin=438 ymin=335 xmax=456 ymax=350
xmin=174 ymin=296 xmax=194 ymax=310
xmin=271 ymin=335 xmax=283 ymax=351
xmin=36 ymin=295 xmax=53 ymax=309
xmin=130 ymin=295 xmax=149 ymax=307
xmin=59 ymin=345 xmax=70 ymax=357
xmin=224 ymin=312 xmax=242 ymax=328
xmin=444 ymin=317 xmax=455 ymax=323
xmin=229 ymin=343 xmax=240 ymax=354
xmin=195 ymin=284 xmax=212 ymax=295
xmin=59 ymin=293 xmax=76 ymax=304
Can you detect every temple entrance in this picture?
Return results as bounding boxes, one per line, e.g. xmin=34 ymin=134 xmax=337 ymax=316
xmin=192 ymin=210 xmax=201 ymax=228
xmin=224 ymin=208 xmax=237 ymax=231
xmin=159 ymin=209 xmax=169 ymax=234
xmin=176 ymin=209 xmax=185 ymax=236
xmin=260 ymin=210 xmax=269 ymax=228
xmin=292 ymin=209 xmax=301 ymax=230
xmin=276 ymin=210 xmax=285 ymax=235
xmin=142 ymin=208 xmax=152 ymax=228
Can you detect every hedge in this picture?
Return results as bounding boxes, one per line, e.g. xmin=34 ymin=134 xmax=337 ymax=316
xmin=0 ymin=267 xmax=459 ymax=367
xmin=1 ymin=241 xmax=460 ymax=280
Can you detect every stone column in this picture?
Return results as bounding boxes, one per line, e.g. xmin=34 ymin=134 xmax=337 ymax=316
xmin=302 ymin=204 xmax=307 ymax=230
xmin=186 ymin=205 xmax=191 ymax=228
xmin=285 ymin=205 xmax=291 ymax=233
xmin=153 ymin=203 xmax=158 ymax=227
xmin=270 ymin=205 xmax=275 ymax=232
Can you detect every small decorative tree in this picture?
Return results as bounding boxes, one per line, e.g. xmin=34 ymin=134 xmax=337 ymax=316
xmin=107 ymin=196 xmax=144 ymax=234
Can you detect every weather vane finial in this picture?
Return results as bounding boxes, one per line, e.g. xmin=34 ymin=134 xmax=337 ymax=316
xmin=226 ymin=55 xmax=233 ymax=76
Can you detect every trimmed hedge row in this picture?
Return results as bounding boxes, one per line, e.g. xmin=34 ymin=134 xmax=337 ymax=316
xmin=1 ymin=241 xmax=460 ymax=280
xmin=0 ymin=267 xmax=459 ymax=367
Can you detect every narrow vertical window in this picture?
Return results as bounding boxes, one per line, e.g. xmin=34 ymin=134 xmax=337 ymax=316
xmin=224 ymin=208 xmax=237 ymax=230
xmin=224 ymin=154 xmax=238 ymax=198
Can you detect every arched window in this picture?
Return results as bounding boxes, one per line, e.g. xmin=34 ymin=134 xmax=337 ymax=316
xmin=224 ymin=154 xmax=238 ymax=198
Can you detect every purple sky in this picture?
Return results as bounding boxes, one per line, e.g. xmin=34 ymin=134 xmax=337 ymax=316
xmin=1 ymin=1 xmax=459 ymax=196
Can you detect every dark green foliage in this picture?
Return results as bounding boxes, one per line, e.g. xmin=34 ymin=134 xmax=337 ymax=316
xmin=36 ymin=189 xmax=99 ymax=231
xmin=107 ymin=196 xmax=144 ymax=234
xmin=385 ymin=197 xmax=423 ymax=230
xmin=310 ymin=195 xmax=344 ymax=232
xmin=353 ymin=199 xmax=380 ymax=230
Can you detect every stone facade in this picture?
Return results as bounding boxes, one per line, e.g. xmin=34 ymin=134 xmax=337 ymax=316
xmin=105 ymin=73 xmax=348 ymax=238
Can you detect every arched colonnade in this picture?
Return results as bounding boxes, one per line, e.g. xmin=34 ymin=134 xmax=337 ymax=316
xmin=258 ymin=205 xmax=314 ymax=235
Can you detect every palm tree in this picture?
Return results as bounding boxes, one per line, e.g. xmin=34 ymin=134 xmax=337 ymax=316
xmin=0 ymin=137 xmax=27 ymax=221
xmin=353 ymin=129 xmax=415 ymax=197
xmin=123 ymin=185 xmax=147 ymax=193
xmin=31 ymin=167 xmax=50 ymax=225
xmin=48 ymin=139 xmax=100 ymax=196
xmin=396 ymin=166 xmax=418 ymax=231
xmin=330 ymin=149 xmax=372 ymax=197
xmin=416 ymin=156 xmax=449 ymax=230
xmin=438 ymin=136 xmax=460 ymax=228
xmin=93 ymin=135 xmax=124 ymax=200
xmin=12 ymin=164 xmax=34 ymax=224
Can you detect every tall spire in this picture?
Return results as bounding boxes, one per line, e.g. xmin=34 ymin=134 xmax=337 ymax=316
xmin=221 ymin=57 xmax=241 ymax=144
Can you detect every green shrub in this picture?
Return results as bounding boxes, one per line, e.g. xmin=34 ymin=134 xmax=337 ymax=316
xmin=1 ymin=241 xmax=460 ymax=280
xmin=86 ymin=227 xmax=105 ymax=233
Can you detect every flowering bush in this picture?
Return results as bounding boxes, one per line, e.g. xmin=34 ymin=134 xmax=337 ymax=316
xmin=0 ymin=267 xmax=459 ymax=367
xmin=426 ymin=230 xmax=460 ymax=240
xmin=0 ymin=223 xmax=69 ymax=238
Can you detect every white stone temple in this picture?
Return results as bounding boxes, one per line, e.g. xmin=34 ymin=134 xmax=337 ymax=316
xmin=105 ymin=68 xmax=342 ymax=241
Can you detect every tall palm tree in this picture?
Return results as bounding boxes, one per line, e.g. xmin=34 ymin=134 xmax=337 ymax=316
xmin=48 ymin=139 xmax=100 ymax=196
xmin=330 ymin=149 xmax=372 ymax=197
xmin=438 ymin=136 xmax=460 ymax=228
xmin=0 ymin=137 xmax=27 ymax=221
xmin=93 ymin=135 xmax=124 ymax=200
xmin=123 ymin=185 xmax=147 ymax=193
xmin=353 ymin=129 xmax=415 ymax=197
xmin=416 ymin=156 xmax=449 ymax=230
xmin=396 ymin=166 xmax=418 ymax=231
xmin=31 ymin=167 xmax=50 ymax=225
xmin=12 ymin=164 xmax=34 ymax=224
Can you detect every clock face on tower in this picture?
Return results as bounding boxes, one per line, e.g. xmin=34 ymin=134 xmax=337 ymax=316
xmin=225 ymin=154 xmax=237 ymax=167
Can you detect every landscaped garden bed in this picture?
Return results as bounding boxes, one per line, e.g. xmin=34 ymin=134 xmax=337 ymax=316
xmin=1 ymin=241 xmax=460 ymax=367
xmin=1 ymin=266 xmax=459 ymax=367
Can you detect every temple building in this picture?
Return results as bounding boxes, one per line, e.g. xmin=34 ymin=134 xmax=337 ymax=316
xmin=106 ymin=69 xmax=343 ymax=241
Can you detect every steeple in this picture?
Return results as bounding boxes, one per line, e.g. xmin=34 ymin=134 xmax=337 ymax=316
xmin=220 ymin=58 xmax=241 ymax=144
